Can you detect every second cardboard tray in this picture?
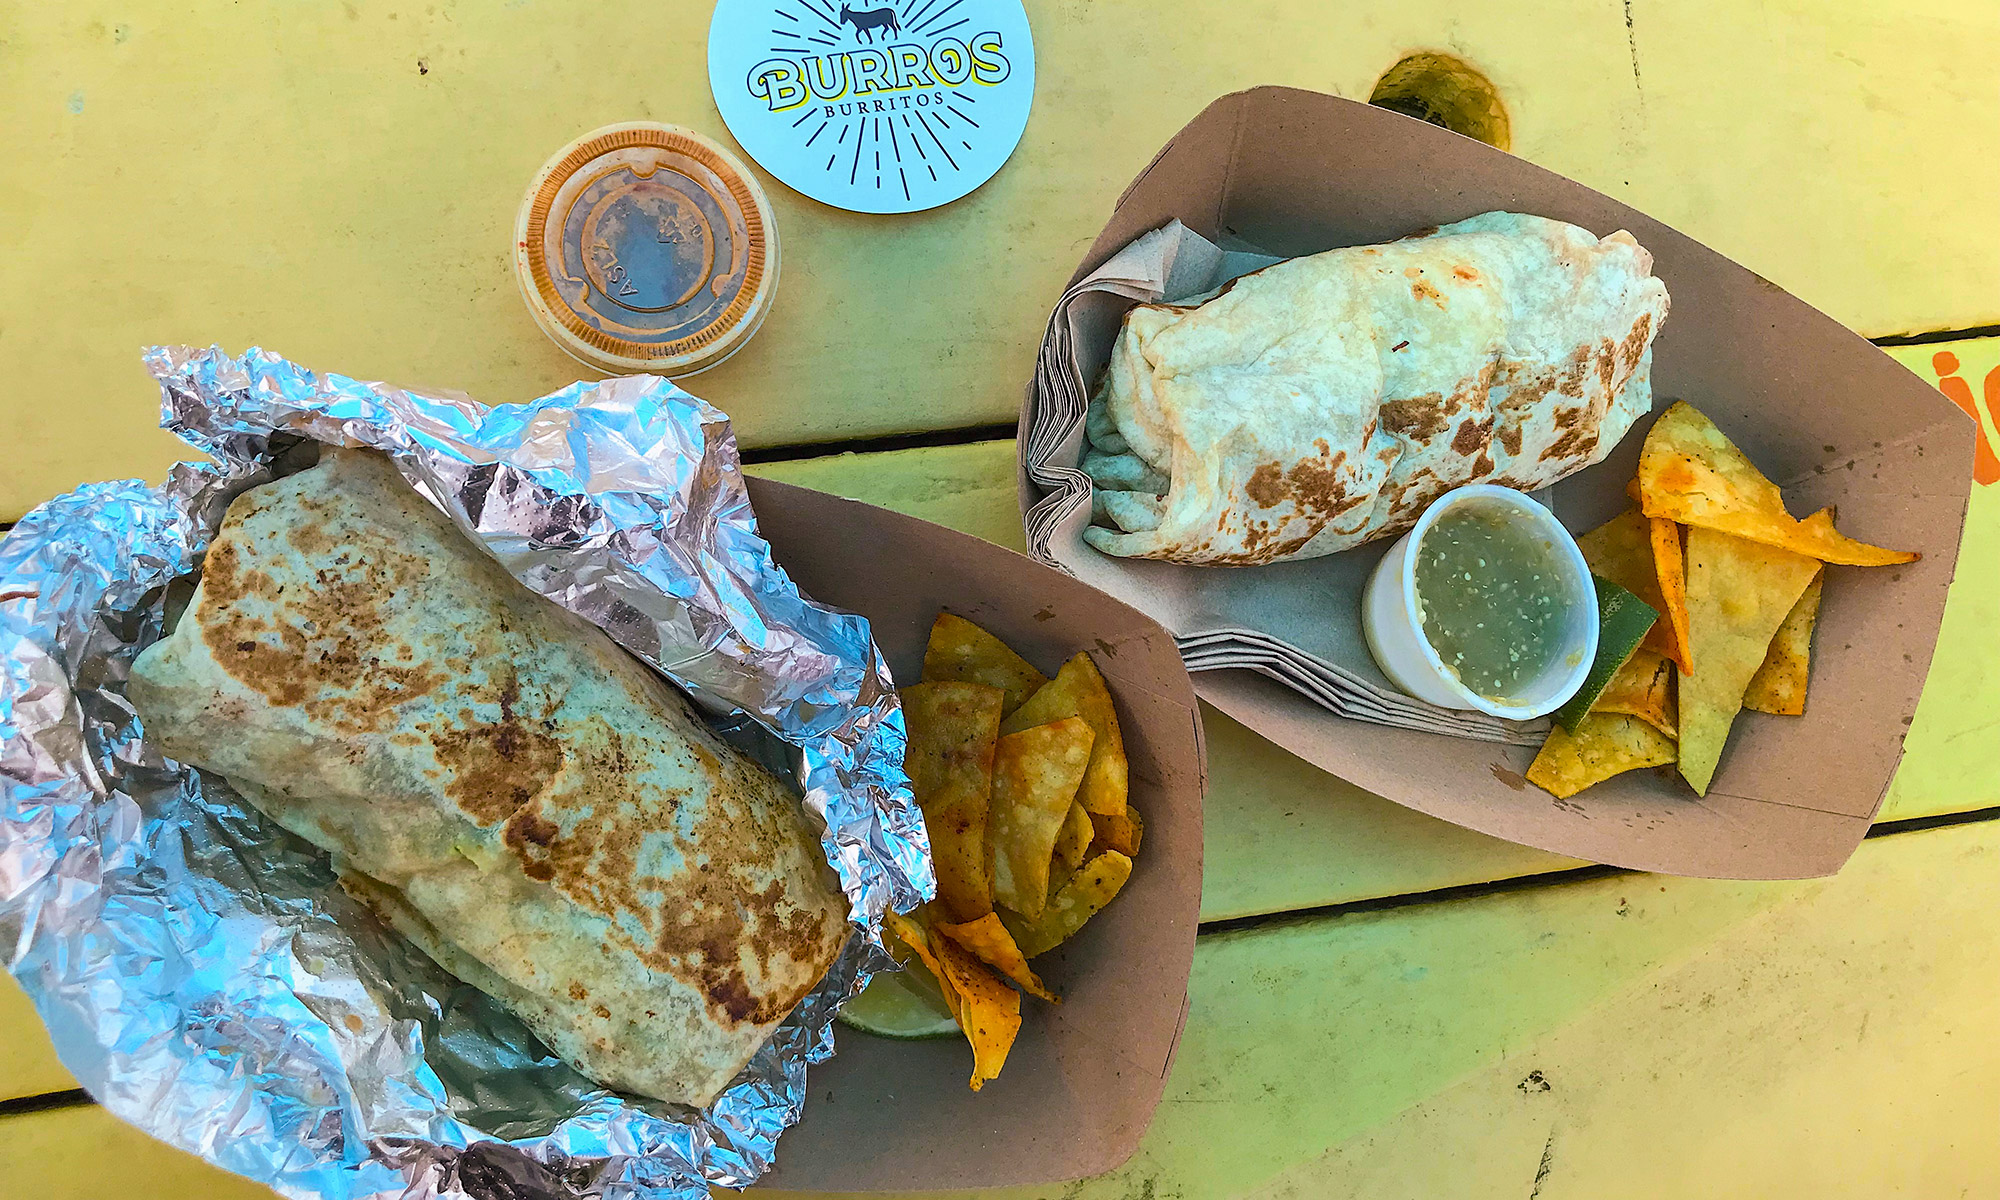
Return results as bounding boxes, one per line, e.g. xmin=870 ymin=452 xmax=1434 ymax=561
xmin=748 ymin=478 xmax=1206 ymax=1191
xmin=1017 ymin=87 xmax=1974 ymax=880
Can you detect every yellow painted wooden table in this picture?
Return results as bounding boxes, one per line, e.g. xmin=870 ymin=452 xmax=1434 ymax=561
xmin=3 ymin=2 xmax=1998 ymax=1197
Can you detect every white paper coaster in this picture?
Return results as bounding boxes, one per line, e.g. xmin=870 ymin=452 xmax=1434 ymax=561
xmin=708 ymin=0 xmax=1035 ymax=214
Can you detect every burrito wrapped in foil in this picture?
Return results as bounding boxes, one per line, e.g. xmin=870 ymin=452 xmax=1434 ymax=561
xmin=0 ymin=347 xmax=932 ymax=1199
xmin=130 ymin=448 xmax=855 ymax=1111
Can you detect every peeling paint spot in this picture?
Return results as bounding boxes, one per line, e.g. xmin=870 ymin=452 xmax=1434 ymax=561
xmin=66 ymin=90 xmax=85 ymax=114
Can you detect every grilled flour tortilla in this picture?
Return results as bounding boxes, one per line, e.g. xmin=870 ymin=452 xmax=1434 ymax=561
xmin=1083 ymin=212 xmax=1670 ymax=565
xmin=129 ymin=450 xmax=849 ymax=1108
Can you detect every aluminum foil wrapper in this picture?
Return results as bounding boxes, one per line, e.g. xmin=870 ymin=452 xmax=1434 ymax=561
xmin=0 ymin=346 xmax=935 ymax=1199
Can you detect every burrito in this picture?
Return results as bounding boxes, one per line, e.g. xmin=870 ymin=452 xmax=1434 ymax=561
xmin=1082 ymin=211 xmax=1670 ymax=566
xmin=129 ymin=450 xmax=849 ymax=1109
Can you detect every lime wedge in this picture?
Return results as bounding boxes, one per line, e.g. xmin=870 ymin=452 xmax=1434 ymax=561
xmin=837 ymin=964 xmax=959 ymax=1040
xmin=1554 ymin=575 xmax=1659 ymax=732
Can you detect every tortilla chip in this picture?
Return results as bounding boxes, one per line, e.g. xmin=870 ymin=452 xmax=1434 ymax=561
xmin=989 ymin=717 xmax=1094 ymax=918
xmin=1089 ymin=806 xmax=1144 ymax=858
xmin=1592 ymin=647 xmax=1677 ymax=738
xmin=1575 ymin=510 xmax=1669 ymax=637
xmin=884 ymin=911 xmax=956 ymax=1018
xmin=923 ymin=614 xmax=1049 ymax=716
xmin=1048 ymin=800 xmax=1095 ymax=894
xmin=899 ymin=682 xmax=1002 ymax=922
xmin=886 ymin=911 xmax=1023 ymax=1089
xmin=1678 ymin=527 xmax=1823 ymax=794
xmin=1647 ymin=517 xmax=1694 ymax=673
xmin=1002 ymin=851 xmax=1134 ymax=958
xmin=1637 ymin=402 xmax=1918 ymax=566
xmin=938 ymin=913 xmax=1057 ymax=1002
xmin=1526 ymin=714 xmax=1679 ymax=800
xmin=999 ymin=653 xmax=1129 ymax=816
xmin=1573 ymin=506 xmax=1697 ymax=674
xmin=926 ymin=927 xmax=1022 ymax=1090
xmin=1744 ymin=570 xmax=1823 ymax=716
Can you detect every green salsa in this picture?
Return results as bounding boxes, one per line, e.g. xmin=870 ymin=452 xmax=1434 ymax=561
xmin=1413 ymin=503 xmax=1570 ymax=700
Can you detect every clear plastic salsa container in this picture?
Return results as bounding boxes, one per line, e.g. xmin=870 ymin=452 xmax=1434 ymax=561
xmin=514 ymin=122 xmax=779 ymax=377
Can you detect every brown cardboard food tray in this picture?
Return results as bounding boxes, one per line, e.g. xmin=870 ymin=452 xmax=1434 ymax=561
xmin=1017 ymin=86 xmax=1974 ymax=879
xmin=746 ymin=477 xmax=1207 ymax=1190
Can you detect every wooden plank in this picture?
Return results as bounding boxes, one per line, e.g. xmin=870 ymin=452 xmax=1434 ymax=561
xmin=3 ymin=1 xmax=1998 ymax=517
xmin=0 ymin=978 xmax=73 ymax=1105
xmin=759 ymin=819 xmax=2000 ymax=1200
xmin=9 ymin=819 xmax=1993 ymax=1199
xmin=1878 ymin=338 xmax=2000 ymax=822
xmin=0 ymin=1103 xmax=277 ymax=1200
xmin=752 ymin=443 xmax=1030 ymax=555
xmin=1190 ymin=711 xmax=1580 ymax=921
xmin=1245 ymin=827 xmax=2000 ymax=1198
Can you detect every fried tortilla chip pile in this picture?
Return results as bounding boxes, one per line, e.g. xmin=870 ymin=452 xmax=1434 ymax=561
xmin=887 ymin=614 xmax=1140 ymax=1089
xmin=1528 ymin=402 xmax=1918 ymax=800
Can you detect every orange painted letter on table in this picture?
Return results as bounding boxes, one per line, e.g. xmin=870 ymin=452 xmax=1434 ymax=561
xmin=1986 ymin=362 xmax=2000 ymax=459
xmin=1934 ymin=352 xmax=2000 ymax=485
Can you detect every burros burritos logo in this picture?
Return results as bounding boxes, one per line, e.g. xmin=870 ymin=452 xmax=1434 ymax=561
xmin=709 ymin=0 xmax=1035 ymax=214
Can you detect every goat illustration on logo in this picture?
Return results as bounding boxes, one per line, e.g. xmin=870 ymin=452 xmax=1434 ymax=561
xmin=837 ymin=3 xmax=900 ymax=43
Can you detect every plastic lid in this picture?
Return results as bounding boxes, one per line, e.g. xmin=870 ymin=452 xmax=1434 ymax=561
xmin=515 ymin=123 xmax=779 ymax=377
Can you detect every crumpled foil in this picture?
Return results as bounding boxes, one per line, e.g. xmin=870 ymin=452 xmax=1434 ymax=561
xmin=0 ymin=346 xmax=934 ymax=1199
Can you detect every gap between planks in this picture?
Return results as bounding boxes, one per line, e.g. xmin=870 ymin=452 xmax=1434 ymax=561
xmin=0 ymin=1089 xmax=92 ymax=1118
xmin=1197 ymin=802 xmax=2000 ymax=938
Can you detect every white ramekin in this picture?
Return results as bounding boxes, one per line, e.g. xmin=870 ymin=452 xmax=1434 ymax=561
xmin=1362 ymin=485 xmax=1599 ymax=719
